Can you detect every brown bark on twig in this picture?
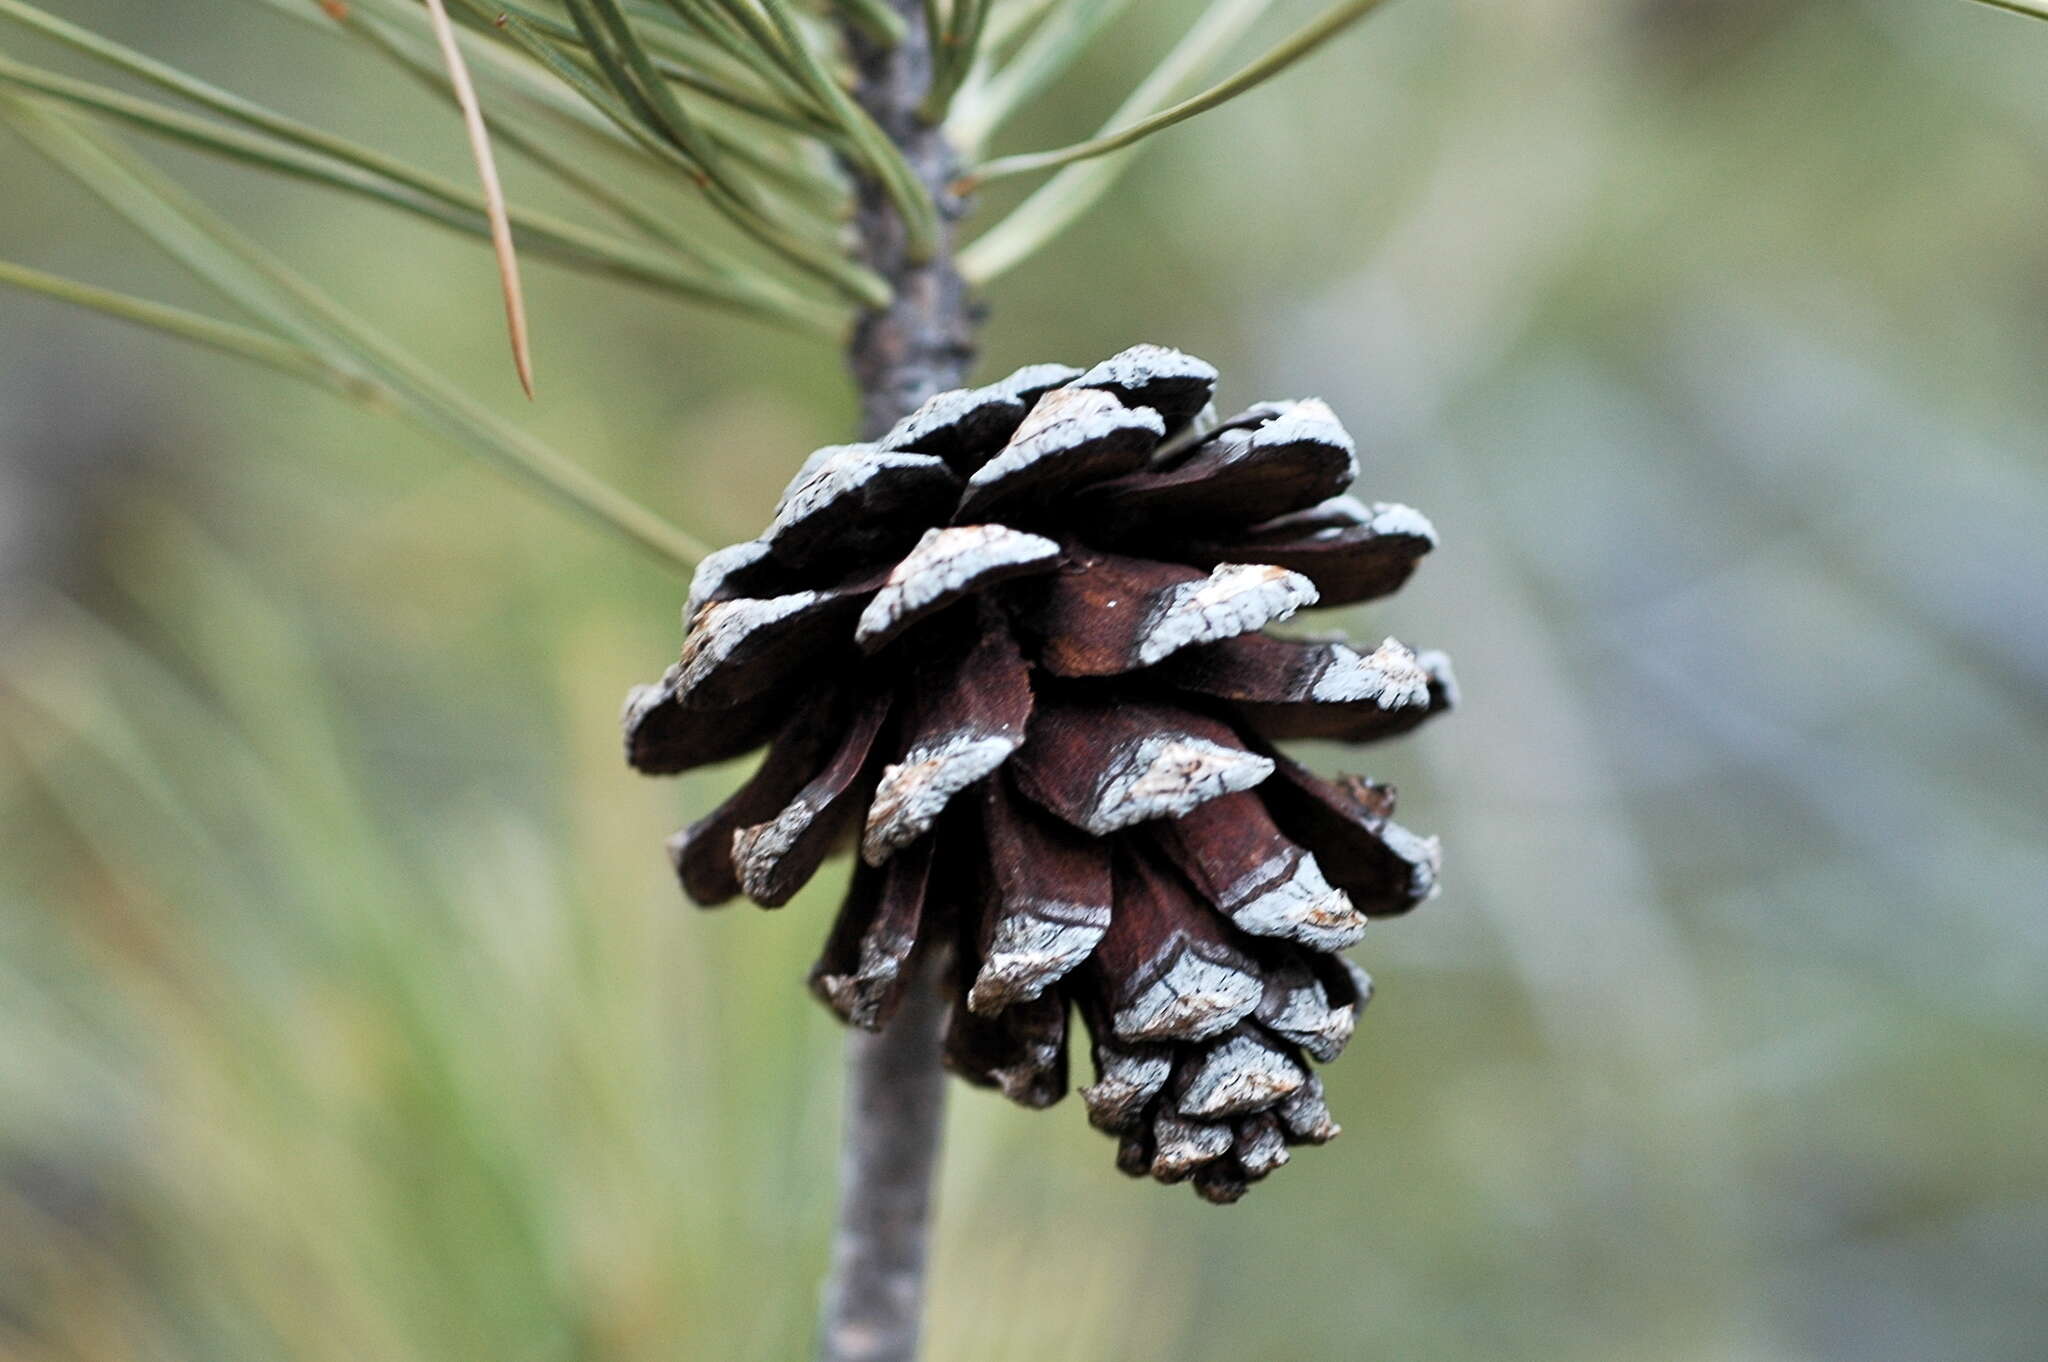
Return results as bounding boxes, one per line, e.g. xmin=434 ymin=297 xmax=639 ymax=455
xmin=844 ymin=5 xmax=975 ymax=443
xmin=819 ymin=4 xmax=973 ymax=1359
xmin=817 ymin=956 xmax=950 ymax=1362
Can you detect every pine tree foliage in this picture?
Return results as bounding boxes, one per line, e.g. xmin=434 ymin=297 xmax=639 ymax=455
xmin=0 ymin=0 xmax=1402 ymax=564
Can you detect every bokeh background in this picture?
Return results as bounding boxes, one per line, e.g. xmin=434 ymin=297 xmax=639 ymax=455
xmin=5 ymin=1 xmax=2047 ymax=1359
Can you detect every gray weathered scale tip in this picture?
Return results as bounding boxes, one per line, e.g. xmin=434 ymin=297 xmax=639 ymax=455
xmin=956 ymin=387 xmax=1164 ymax=518
xmin=1233 ymin=1112 xmax=1291 ymax=1178
xmin=668 ymin=690 xmax=843 ymax=905
xmin=862 ymin=732 xmax=1018 ymax=864
xmin=967 ymin=903 xmax=1110 ymax=1014
xmin=1150 ymin=1111 xmax=1233 ymax=1182
xmin=729 ymin=690 xmax=888 ymax=906
xmin=732 ymin=797 xmax=829 ymax=904
xmin=1161 ymin=632 xmax=1436 ymax=708
xmin=679 ymin=593 xmax=813 ymax=688
xmin=879 ymin=387 xmax=1017 ymax=455
xmin=861 ymin=621 xmax=1035 ymax=865
xmin=1084 ymin=733 xmax=1274 ymax=836
xmin=1241 ymin=863 xmax=1365 ymax=951
xmin=1274 ymin=493 xmax=1375 ymax=533
xmin=1157 ymin=631 xmax=1450 ymax=745
xmin=1225 ymin=852 xmax=1364 ymax=952
xmin=1176 ymin=1029 xmax=1308 ymax=1119
xmin=1363 ymin=500 xmax=1439 ymax=544
xmin=733 ymin=799 xmax=812 ymax=900
xmin=1012 ymin=702 xmax=1277 ymax=836
xmin=1151 ymin=792 xmax=1370 ymax=951
xmin=1074 ymin=344 xmax=1219 ymax=428
xmin=1246 ymin=397 xmax=1356 ymax=474
xmin=683 ymin=538 xmax=774 ymax=622
xmin=1078 ymin=397 xmax=1359 ymax=533
xmin=1150 ymin=399 xmax=1287 ymax=465
xmin=1336 ymin=781 xmax=1441 ymax=906
xmin=1133 ymin=563 xmax=1318 ymax=667
xmin=1111 ymin=942 xmax=1264 ymax=1042
xmin=1257 ymin=750 xmax=1444 ymax=916
xmin=1081 ymin=1044 xmax=1174 ymax=1132
xmin=987 ymin=1047 xmax=1067 ymax=1109
xmin=1192 ymin=1161 xmax=1251 ymax=1205
xmin=853 ymin=524 xmax=1061 ymax=650
xmin=1277 ymin=1075 xmax=1341 ymax=1144
xmin=1305 ymin=637 xmax=1434 ymax=708
xmin=1339 ymin=956 xmax=1375 ymax=1006
xmin=1262 ymin=534 xmax=1438 ymax=605
xmin=1182 ymin=497 xmax=1440 ymax=608
xmin=966 ymin=779 xmax=1114 ymax=1013
xmin=1244 ymin=495 xmax=1438 ymax=547
xmin=621 ymin=670 xmax=677 ymax=745
xmin=1416 ymin=647 xmax=1460 ymax=710
xmin=1178 ymin=398 xmax=1359 ymax=480
xmin=878 ymin=362 xmax=1085 ymax=463
xmin=1380 ymin=820 xmax=1444 ymax=904
xmin=990 ymin=361 xmax=1086 ymax=402
xmin=942 ymin=992 xmax=1068 ymax=1109
xmin=815 ymin=927 xmax=921 ymax=1030
xmin=760 ymin=443 xmax=957 ymax=566
xmin=676 ymin=588 xmax=863 ymax=709
xmin=783 ymin=441 xmax=867 ymax=489
xmin=1014 ymin=551 xmax=1315 ymax=677
xmin=809 ymin=840 xmax=931 ymax=1031
xmin=1257 ymin=972 xmax=1357 ymax=1063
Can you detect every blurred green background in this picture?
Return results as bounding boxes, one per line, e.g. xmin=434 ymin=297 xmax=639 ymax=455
xmin=4 ymin=1 xmax=2047 ymax=1359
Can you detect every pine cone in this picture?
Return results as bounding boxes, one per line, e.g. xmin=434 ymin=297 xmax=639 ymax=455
xmin=624 ymin=345 xmax=1453 ymax=1202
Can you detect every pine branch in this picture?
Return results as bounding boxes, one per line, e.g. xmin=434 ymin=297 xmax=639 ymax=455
xmin=819 ymin=959 xmax=948 ymax=1362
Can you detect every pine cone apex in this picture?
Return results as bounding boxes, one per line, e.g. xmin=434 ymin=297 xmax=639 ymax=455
xmin=625 ymin=345 xmax=1451 ymax=1200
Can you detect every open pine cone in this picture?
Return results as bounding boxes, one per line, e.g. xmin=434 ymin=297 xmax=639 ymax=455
xmin=624 ymin=345 xmax=1453 ymax=1203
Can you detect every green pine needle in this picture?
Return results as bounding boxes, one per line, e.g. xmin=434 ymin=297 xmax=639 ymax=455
xmin=5 ymin=103 xmax=713 ymax=573
xmin=961 ymin=0 xmax=1395 ymax=189
xmin=922 ymin=0 xmax=989 ymax=124
xmin=0 ymin=256 xmax=381 ymax=400
xmin=957 ymin=0 xmax=1275 ymax=282
xmin=948 ymin=0 xmax=1132 ymax=154
xmin=834 ymin=0 xmax=908 ymax=47
xmin=0 ymin=40 xmax=842 ymax=328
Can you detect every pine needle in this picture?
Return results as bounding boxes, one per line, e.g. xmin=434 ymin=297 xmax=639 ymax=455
xmin=0 ymin=256 xmax=379 ymax=399
xmin=1969 ymin=0 xmax=2048 ymax=17
xmin=960 ymin=0 xmax=1393 ymax=189
xmin=957 ymin=0 xmax=1273 ymax=282
xmin=422 ymin=0 xmax=534 ymax=398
